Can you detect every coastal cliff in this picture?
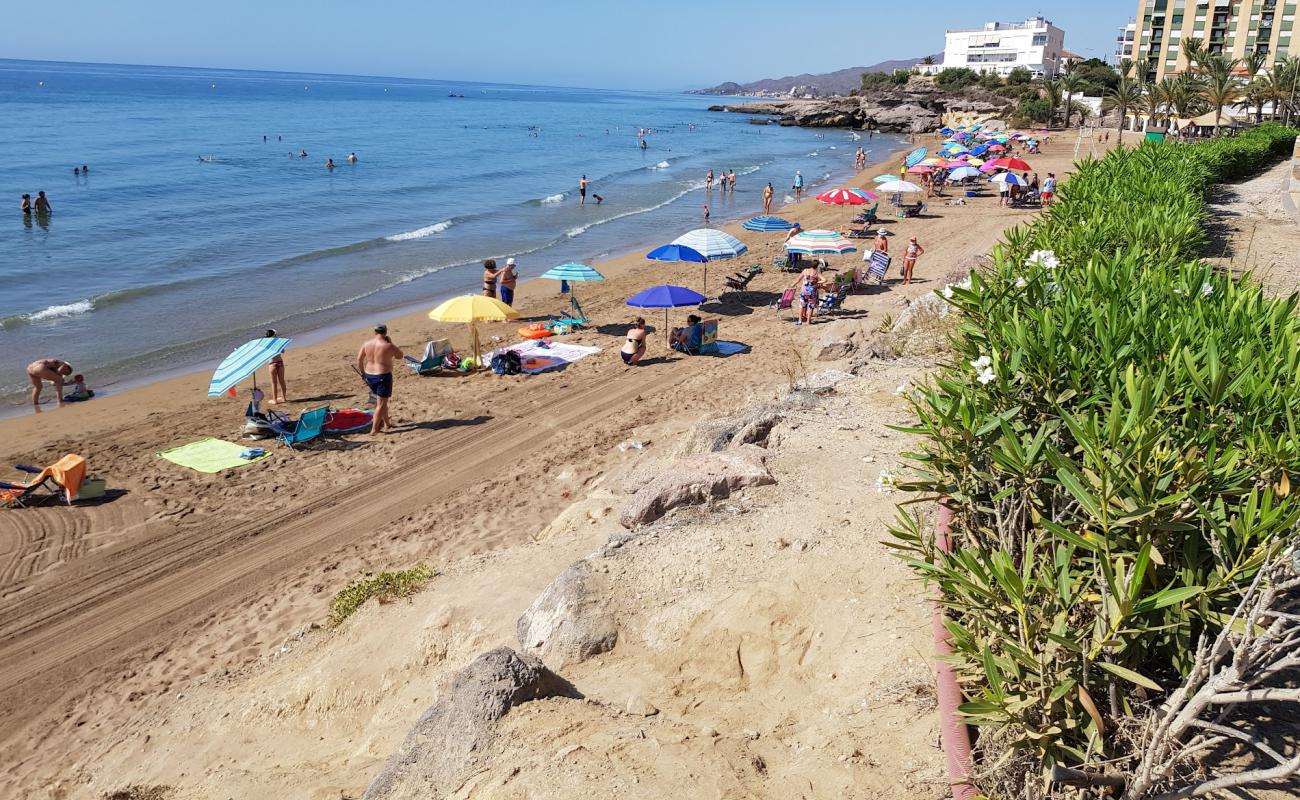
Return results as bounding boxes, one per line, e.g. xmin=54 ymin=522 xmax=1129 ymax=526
xmin=709 ymin=86 xmax=1013 ymax=133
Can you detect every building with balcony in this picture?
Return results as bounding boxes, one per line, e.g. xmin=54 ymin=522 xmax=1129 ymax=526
xmin=1115 ymin=21 xmax=1138 ymax=63
xmin=918 ymin=17 xmax=1067 ymax=78
xmin=1134 ymin=0 xmax=1294 ymax=82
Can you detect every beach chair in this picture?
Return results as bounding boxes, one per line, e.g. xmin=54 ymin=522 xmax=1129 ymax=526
xmin=673 ymin=319 xmax=719 ymax=356
xmin=268 ymin=407 xmax=329 ymax=449
xmin=902 ymin=203 xmax=927 ymax=218
xmin=772 ymin=287 xmax=795 ymax=312
xmin=724 ymin=265 xmax=761 ymax=292
xmin=773 ymin=255 xmax=794 ymax=272
xmin=866 ymin=250 xmax=891 ymax=284
xmin=552 ymin=296 xmax=589 ymax=328
xmin=843 ymin=226 xmax=874 ymax=239
xmin=817 ymin=284 xmax=851 ymax=314
xmin=851 ymin=207 xmax=878 ymax=225
xmin=405 ymin=339 xmax=453 ymax=376
xmin=1 ymin=454 xmax=88 ymax=508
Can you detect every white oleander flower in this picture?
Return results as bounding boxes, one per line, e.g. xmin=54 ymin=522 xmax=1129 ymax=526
xmin=942 ymin=285 xmax=954 ymax=299
xmin=1025 ymin=249 xmax=1060 ymax=270
xmin=977 ymin=367 xmax=996 ymax=385
xmin=875 ymin=468 xmax=898 ymax=494
xmin=1201 ymin=282 xmax=1214 ymax=297
xmin=970 ymin=354 xmax=992 ymax=370
xmin=1014 ymin=277 xmax=1027 ymax=288
xmin=894 ymin=382 xmax=908 ymax=395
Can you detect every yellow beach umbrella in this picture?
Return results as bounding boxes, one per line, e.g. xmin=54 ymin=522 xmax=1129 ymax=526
xmin=964 ymin=156 xmax=985 ymax=166
xmin=428 ymin=294 xmax=519 ymax=369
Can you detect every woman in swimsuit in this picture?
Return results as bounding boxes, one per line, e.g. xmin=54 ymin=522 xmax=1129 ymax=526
xmin=621 ymin=317 xmax=647 ymax=365
xmin=482 ymin=259 xmax=499 ymax=298
xmin=792 ymin=265 xmax=821 ymax=326
xmin=902 ymin=236 xmax=925 ymax=286
xmin=265 ymin=328 xmax=288 ymax=404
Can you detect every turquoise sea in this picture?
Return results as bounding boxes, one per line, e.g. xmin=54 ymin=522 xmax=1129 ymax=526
xmin=0 ymin=59 xmax=902 ymax=403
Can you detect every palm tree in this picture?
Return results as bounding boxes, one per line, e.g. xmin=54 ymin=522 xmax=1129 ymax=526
xmin=1243 ymin=50 xmax=1269 ymax=80
xmin=1199 ymin=54 xmax=1243 ymax=134
xmin=1140 ymin=81 xmax=1166 ymax=132
xmin=1042 ymin=79 xmax=1064 ymax=129
xmin=1181 ymin=38 xmax=1207 ymax=72
xmin=1119 ymin=58 xmax=1135 ymax=80
xmin=922 ymin=55 xmax=935 ymax=66
xmin=1160 ymin=75 xmax=1201 ymax=133
xmin=1059 ymin=73 xmax=1086 ymax=128
xmin=1274 ymin=56 xmax=1300 ymax=125
xmin=1102 ymin=78 xmax=1143 ymax=143
xmin=1237 ymin=79 xmax=1269 ymax=124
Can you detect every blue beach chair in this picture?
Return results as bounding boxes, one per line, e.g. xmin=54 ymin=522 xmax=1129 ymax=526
xmin=269 ymin=407 xmax=328 ymax=449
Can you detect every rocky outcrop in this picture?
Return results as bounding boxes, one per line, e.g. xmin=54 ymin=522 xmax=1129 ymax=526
xmin=709 ymin=87 xmax=1012 ymax=133
xmin=619 ymin=444 xmax=776 ymax=529
xmin=362 ymin=648 xmax=579 ymax=800
xmin=516 ymin=560 xmax=619 ymax=667
xmin=679 ymin=403 xmax=787 ymax=456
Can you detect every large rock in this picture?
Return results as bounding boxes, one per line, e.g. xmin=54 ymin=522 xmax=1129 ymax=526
xmin=361 ymin=648 xmax=578 ymax=799
xmin=516 ymin=560 xmax=618 ymax=667
xmin=708 ymin=88 xmax=1012 ymax=133
xmin=813 ymin=322 xmax=860 ymax=361
xmin=678 ymin=403 xmax=786 ymax=456
xmin=619 ymin=444 xmax=776 ymax=528
xmin=861 ymin=101 xmax=941 ymax=134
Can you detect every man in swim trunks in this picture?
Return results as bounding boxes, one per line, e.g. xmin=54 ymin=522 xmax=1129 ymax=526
xmin=579 ymin=175 xmax=588 ymax=205
xmin=498 ymin=258 xmax=519 ymax=306
xmin=26 ymin=358 xmax=73 ymax=407
xmin=356 ymin=325 xmax=403 ymax=434
xmin=34 ymin=191 xmax=51 ymax=213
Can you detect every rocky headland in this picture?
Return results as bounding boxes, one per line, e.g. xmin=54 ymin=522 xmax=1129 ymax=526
xmin=709 ymin=84 xmax=1015 ymax=133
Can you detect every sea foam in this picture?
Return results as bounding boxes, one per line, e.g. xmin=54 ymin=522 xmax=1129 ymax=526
xmin=26 ymin=300 xmax=94 ymax=323
xmin=540 ymin=193 xmax=565 ymax=205
xmin=651 ymin=160 xmax=671 ymax=169
xmin=385 ymin=220 xmax=454 ymax=241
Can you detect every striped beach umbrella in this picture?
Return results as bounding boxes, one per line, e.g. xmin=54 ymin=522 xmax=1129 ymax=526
xmin=872 ymin=174 xmax=894 ymax=183
xmin=816 ymin=188 xmax=869 ymax=206
xmin=903 ymin=147 xmax=929 ymax=168
xmin=988 ymin=173 xmax=1025 ymax=186
xmin=208 ymin=337 xmax=291 ymax=397
xmin=784 ymin=229 xmax=856 ymax=255
xmin=742 ymin=216 xmax=798 ymax=232
xmin=540 ymin=262 xmax=605 ymax=283
xmin=671 ymin=228 xmax=748 ymax=260
xmin=849 ymin=188 xmax=879 ymax=202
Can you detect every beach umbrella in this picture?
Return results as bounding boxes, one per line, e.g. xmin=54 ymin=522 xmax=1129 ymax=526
xmin=920 ymin=157 xmax=946 ymax=166
xmin=540 ymin=262 xmax=604 ymax=304
xmin=742 ymin=215 xmax=798 ymax=232
xmin=670 ymin=229 xmax=748 ymax=293
xmin=207 ymin=336 xmax=291 ymax=397
xmin=816 ymin=188 xmax=868 ymax=206
xmin=988 ymin=173 xmax=1025 ymax=186
xmin=626 ymin=284 xmax=707 ymax=344
xmin=849 ymin=188 xmax=879 ymax=202
xmin=428 ymin=294 xmax=519 ymax=369
xmin=872 ymin=174 xmax=894 ymax=183
xmin=964 ymin=156 xmax=985 ymax=166
xmin=903 ymin=147 xmax=929 ymax=168
xmin=986 ymin=144 xmax=1007 ymax=153
xmin=646 ymin=243 xmax=708 ymax=264
xmin=875 ymin=180 xmax=924 ymax=194
xmin=947 ymin=165 xmax=981 ymax=181
xmin=906 ymin=164 xmax=933 ymax=175
xmin=988 ymin=157 xmax=1032 ymax=172
xmin=784 ymin=229 xmax=856 ymax=255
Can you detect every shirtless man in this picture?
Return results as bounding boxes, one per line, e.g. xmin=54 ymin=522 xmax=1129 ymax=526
xmin=356 ymin=325 xmax=403 ymax=434
xmin=34 ymin=191 xmax=51 ymax=213
xmin=26 ymin=358 xmax=73 ymax=407
xmin=579 ymin=175 xmax=589 ymax=205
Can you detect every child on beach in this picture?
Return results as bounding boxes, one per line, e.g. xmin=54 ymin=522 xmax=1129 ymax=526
xmin=64 ymin=374 xmax=94 ymax=402
xmin=703 ymin=204 xmax=710 ymax=222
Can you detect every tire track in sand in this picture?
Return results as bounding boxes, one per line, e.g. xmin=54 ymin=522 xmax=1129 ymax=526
xmin=0 ymin=365 xmax=677 ymax=739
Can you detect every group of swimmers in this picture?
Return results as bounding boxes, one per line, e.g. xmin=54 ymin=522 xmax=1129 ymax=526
xmin=705 ymin=169 xmax=736 ymax=193
xmin=19 ymin=191 xmax=52 ymax=215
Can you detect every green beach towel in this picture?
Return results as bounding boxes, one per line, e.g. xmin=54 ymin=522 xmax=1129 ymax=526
xmin=158 ymin=438 xmax=271 ymax=473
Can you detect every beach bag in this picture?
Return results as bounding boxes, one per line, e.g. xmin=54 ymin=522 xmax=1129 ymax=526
xmin=501 ymin=350 xmax=522 ymax=375
xmin=490 ymin=354 xmax=508 ymax=374
xmin=442 ymin=352 xmax=461 ymax=370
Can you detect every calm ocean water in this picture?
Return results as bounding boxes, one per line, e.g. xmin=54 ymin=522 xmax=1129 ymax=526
xmin=0 ymin=59 xmax=902 ymax=403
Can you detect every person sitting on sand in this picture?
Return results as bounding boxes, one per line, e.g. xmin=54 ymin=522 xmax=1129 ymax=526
xmin=265 ymin=328 xmax=288 ymax=404
xmin=356 ymin=324 xmax=403 ymax=435
xmin=26 ymin=358 xmax=73 ymax=407
xmin=621 ymin=317 xmax=648 ymax=365
xmin=64 ymin=373 xmax=94 ymax=402
xmin=671 ymin=314 xmax=703 ymax=354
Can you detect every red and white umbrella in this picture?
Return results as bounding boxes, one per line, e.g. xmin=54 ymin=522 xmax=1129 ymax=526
xmin=816 ymin=188 xmax=869 ymax=206
xmin=987 ymin=157 xmax=1032 ymax=172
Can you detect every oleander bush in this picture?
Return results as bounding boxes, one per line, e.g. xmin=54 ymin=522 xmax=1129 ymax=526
xmin=888 ymin=124 xmax=1300 ymax=775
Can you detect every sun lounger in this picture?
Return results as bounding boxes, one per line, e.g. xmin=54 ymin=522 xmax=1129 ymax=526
xmin=268 ymin=407 xmax=328 ymax=449
xmin=405 ymin=339 xmax=454 ymax=376
xmin=724 ymin=265 xmax=761 ymax=292
xmin=850 ymin=208 xmax=878 ymax=225
xmin=1 ymin=454 xmax=88 ymax=507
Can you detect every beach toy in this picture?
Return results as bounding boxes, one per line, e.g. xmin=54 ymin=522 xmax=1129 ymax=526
xmin=518 ymin=323 xmax=550 ymax=339
xmin=458 ymin=357 xmax=475 ymax=371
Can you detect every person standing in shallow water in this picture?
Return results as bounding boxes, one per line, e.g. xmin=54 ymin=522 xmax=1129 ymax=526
xmin=579 ymin=175 xmax=588 ymax=205
xmin=34 ymin=191 xmax=51 ymax=213
xmin=763 ymin=182 xmax=774 ymax=213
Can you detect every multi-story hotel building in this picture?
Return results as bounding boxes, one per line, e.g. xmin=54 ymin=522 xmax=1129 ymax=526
xmin=1116 ymin=21 xmax=1138 ymax=64
xmin=1134 ymin=0 xmax=1295 ymax=82
xmin=919 ymin=17 xmax=1067 ymax=79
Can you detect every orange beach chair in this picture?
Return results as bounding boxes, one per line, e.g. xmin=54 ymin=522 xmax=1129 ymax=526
xmin=1 ymin=454 xmax=88 ymax=508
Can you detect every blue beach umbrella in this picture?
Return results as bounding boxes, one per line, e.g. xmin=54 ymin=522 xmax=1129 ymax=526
xmin=872 ymin=174 xmax=894 ymax=183
xmin=988 ymin=173 xmax=1025 ymax=186
xmin=208 ymin=336 xmax=291 ymax=397
xmin=903 ymin=147 xmax=929 ymax=169
xmin=645 ymin=243 xmax=708 ymax=263
xmin=742 ymin=215 xmax=798 ymax=232
xmin=540 ymin=262 xmax=605 ymax=303
xmin=627 ymin=285 xmax=708 ymax=343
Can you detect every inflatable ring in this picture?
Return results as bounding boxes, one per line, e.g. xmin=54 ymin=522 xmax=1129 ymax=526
xmin=518 ymin=323 xmax=550 ymax=340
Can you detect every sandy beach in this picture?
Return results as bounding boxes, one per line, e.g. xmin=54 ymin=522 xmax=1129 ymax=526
xmin=0 ymin=132 xmax=1102 ymax=798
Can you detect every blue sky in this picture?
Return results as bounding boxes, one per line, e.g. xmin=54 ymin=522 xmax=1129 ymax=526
xmin=1 ymin=1 xmax=1137 ymax=90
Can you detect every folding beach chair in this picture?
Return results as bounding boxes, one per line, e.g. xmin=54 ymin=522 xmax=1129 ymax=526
xmin=405 ymin=339 xmax=453 ymax=376
xmin=1 ymin=454 xmax=88 ymax=508
xmin=268 ymin=407 xmax=329 ymax=449
xmin=866 ymin=251 xmax=891 ymax=284
xmin=555 ymin=296 xmax=589 ymax=327
xmin=772 ymin=287 xmax=796 ymax=312
xmin=724 ymin=265 xmax=761 ymax=292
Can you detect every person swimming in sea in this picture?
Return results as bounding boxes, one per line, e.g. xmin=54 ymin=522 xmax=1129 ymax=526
xmin=347 ymin=152 xmax=357 ymax=163
xmin=325 ymin=158 xmax=335 ymax=169
xmin=20 ymin=194 xmax=32 ymax=215
xmin=299 ymin=149 xmax=308 ymax=158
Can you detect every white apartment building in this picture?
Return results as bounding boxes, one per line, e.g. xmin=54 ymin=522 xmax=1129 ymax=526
xmin=919 ymin=16 xmax=1067 ymax=78
xmin=1115 ymin=21 xmax=1138 ymax=63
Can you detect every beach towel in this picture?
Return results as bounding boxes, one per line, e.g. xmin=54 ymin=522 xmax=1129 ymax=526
xmin=323 ymin=409 xmax=373 ymax=434
xmin=511 ymin=340 xmax=601 ymax=362
xmin=520 ymin=355 xmax=567 ymax=374
xmin=713 ymin=341 xmax=751 ymax=357
xmin=158 ymin=438 xmax=271 ymax=473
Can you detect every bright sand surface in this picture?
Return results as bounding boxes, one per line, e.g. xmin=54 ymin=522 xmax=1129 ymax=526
xmin=0 ymin=131 xmax=1106 ymax=798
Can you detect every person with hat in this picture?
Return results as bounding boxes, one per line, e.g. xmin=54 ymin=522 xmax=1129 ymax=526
xmin=356 ymin=324 xmax=403 ymax=435
xmin=873 ymin=229 xmax=889 ymax=255
xmin=498 ymin=258 xmax=519 ymax=306
xmin=902 ymin=236 xmax=925 ymax=286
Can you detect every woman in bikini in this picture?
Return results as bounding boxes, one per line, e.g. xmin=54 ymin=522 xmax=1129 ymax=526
xmin=265 ymin=328 xmax=288 ymax=404
xmin=482 ymin=259 xmax=500 ymax=298
xmin=902 ymin=236 xmax=925 ymax=286
xmin=621 ymin=317 xmax=647 ymax=365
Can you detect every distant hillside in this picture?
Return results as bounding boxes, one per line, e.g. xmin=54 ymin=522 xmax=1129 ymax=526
xmin=691 ymin=55 xmax=940 ymax=97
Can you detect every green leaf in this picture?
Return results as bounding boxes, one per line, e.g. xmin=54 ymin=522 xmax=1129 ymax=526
xmin=1096 ymin=661 xmax=1163 ymax=691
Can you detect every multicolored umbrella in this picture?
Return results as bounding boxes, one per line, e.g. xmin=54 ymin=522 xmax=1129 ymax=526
xmin=208 ymin=337 xmax=291 ymax=397
xmin=784 ymin=229 xmax=856 ymax=255
xmin=849 ymin=188 xmax=879 ymax=202
xmin=816 ymin=188 xmax=870 ymax=206
xmin=988 ymin=173 xmax=1025 ymax=186
xmin=742 ymin=215 xmax=798 ymax=232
